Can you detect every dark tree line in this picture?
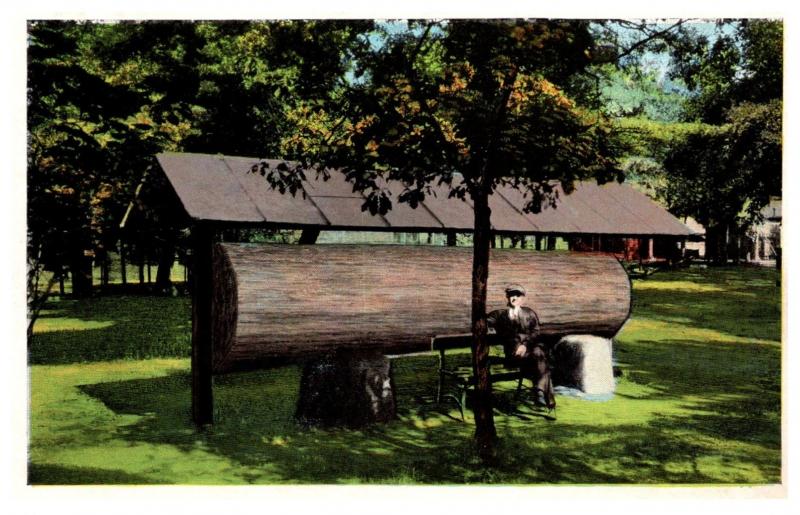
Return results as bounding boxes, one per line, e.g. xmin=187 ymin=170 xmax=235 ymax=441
xmin=27 ymin=20 xmax=371 ymax=315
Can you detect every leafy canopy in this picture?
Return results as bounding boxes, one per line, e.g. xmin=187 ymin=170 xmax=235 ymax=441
xmin=265 ymin=20 xmax=623 ymax=214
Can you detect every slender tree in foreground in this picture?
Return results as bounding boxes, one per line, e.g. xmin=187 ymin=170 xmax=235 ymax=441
xmin=261 ymin=20 xmax=626 ymax=460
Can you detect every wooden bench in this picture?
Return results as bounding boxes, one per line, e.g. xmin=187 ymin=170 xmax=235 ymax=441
xmin=432 ymin=332 xmax=527 ymax=420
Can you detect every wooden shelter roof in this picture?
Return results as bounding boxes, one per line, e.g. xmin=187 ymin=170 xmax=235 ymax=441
xmin=156 ymin=152 xmax=699 ymax=237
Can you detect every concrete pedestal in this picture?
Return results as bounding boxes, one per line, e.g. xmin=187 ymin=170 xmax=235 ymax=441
xmin=552 ymin=335 xmax=615 ymax=396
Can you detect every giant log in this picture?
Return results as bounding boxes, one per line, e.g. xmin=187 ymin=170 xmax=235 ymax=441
xmin=211 ymin=243 xmax=631 ymax=372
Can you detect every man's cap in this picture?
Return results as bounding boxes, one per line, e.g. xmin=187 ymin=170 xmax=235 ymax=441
xmin=505 ymin=284 xmax=526 ymax=296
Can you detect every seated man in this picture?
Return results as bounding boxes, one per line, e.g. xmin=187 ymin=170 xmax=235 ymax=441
xmin=487 ymin=284 xmax=555 ymax=409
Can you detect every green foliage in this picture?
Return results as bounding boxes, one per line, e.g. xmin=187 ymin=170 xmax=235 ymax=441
xmin=679 ymin=33 xmax=742 ymax=124
xmin=659 ymin=99 xmax=781 ymax=228
xmin=279 ymin=20 xmax=623 ymax=214
xmin=600 ymin=65 xmax=685 ymax=122
xmin=27 ymin=20 xmax=372 ymax=300
xmin=27 ymin=21 xmax=151 ymax=301
xmin=612 ymin=20 xmax=782 ymax=263
xmin=670 ymin=19 xmax=782 ymax=124
xmin=28 ymin=266 xmax=780 ymax=484
xmin=737 ymin=20 xmax=783 ymax=105
xmin=616 ymin=117 xmax=719 ymax=158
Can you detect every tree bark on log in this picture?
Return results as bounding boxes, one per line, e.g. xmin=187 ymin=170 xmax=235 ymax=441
xmin=208 ymin=243 xmax=631 ymax=373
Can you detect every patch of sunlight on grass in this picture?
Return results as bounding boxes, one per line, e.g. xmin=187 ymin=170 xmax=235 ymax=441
xmin=683 ymin=393 xmax=751 ymax=406
xmin=29 ymin=266 xmax=781 ymax=485
xmin=411 ymin=417 xmax=444 ymax=429
xmin=34 ymin=319 xmax=115 ymax=333
xmin=555 ymin=397 xmax=670 ymax=426
xmin=43 ymin=442 xmax=283 ymax=484
xmin=265 ymin=436 xmax=290 ymax=446
xmin=695 ymin=455 xmax=769 ymax=484
xmin=727 ymin=291 xmax=760 ymax=298
xmin=622 ymin=318 xmax=779 ymax=346
xmin=663 ymin=461 xmax=695 ymax=475
xmin=367 ymin=447 xmax=394 ymax=456
xmin=42 ymin=358 xmax=188 ymax=380
xmin=635 ymin=281 xmax=726 ymax=292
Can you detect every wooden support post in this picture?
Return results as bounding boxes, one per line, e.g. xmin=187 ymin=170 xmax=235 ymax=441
xmin=535 ymin=235 xmax=542 ymax=251
xmin=446 ymin=232 xmax=457 ymax=247
xmin=298 ymin=228 xmax=320 ymax=245
xmin=547 ymin=236 xmax=556 ymax=251
xmin=102 ymin=258 xmax=109 ymax=287
xmin=192 ymin=222 xmax=215 ymax=427
xmin=120 ymin=241 xmax=127 ymax=286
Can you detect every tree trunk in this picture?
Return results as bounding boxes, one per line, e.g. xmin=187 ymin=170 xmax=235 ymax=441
xmin=705 ymin=224 xmax=726 ymax=265
xmin=471 ymin=185 xmax=497 ymax=461
xmin=156 ymin=231 xmax=178 ymax=293
xmin=120 ymin=242 xmax=127 ymax=286
xmin=70 ymin=252 xmax=93 ymax=298
xmin=101 ymin=257 xmax=109 ymax=288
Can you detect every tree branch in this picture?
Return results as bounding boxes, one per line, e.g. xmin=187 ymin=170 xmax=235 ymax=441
xmin=478 ymin=65 xmax=519 ymax=191
xmin=611 ymin=19 xmax=689 ymax=61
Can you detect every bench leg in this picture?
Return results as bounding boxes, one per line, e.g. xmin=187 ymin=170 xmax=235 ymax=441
xmin=436 ymin=350 xmax=445 ymax=404
xmin=512 ymin=375 xmax=525 ymax=403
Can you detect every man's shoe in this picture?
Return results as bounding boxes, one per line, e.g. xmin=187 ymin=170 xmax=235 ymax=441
xmin=533 ymin=389 xmax=548 ymax=407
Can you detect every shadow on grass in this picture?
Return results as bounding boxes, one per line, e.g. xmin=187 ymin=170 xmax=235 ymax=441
xmin=629 ymin=266 xmax=781 ymax=342
xmin=28 ymin=463 xmax=164 ymax=485
xmin=31 ymin=266 xmax=781 ymax=484
xmin=70 ymin=345 xmax=780 ymax=484
xmin=29 ymin=295 xmax=191 ymax=364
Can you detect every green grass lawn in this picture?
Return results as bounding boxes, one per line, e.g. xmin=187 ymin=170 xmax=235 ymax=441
xmin=27 ymin=265 xmax=782 ymax=485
